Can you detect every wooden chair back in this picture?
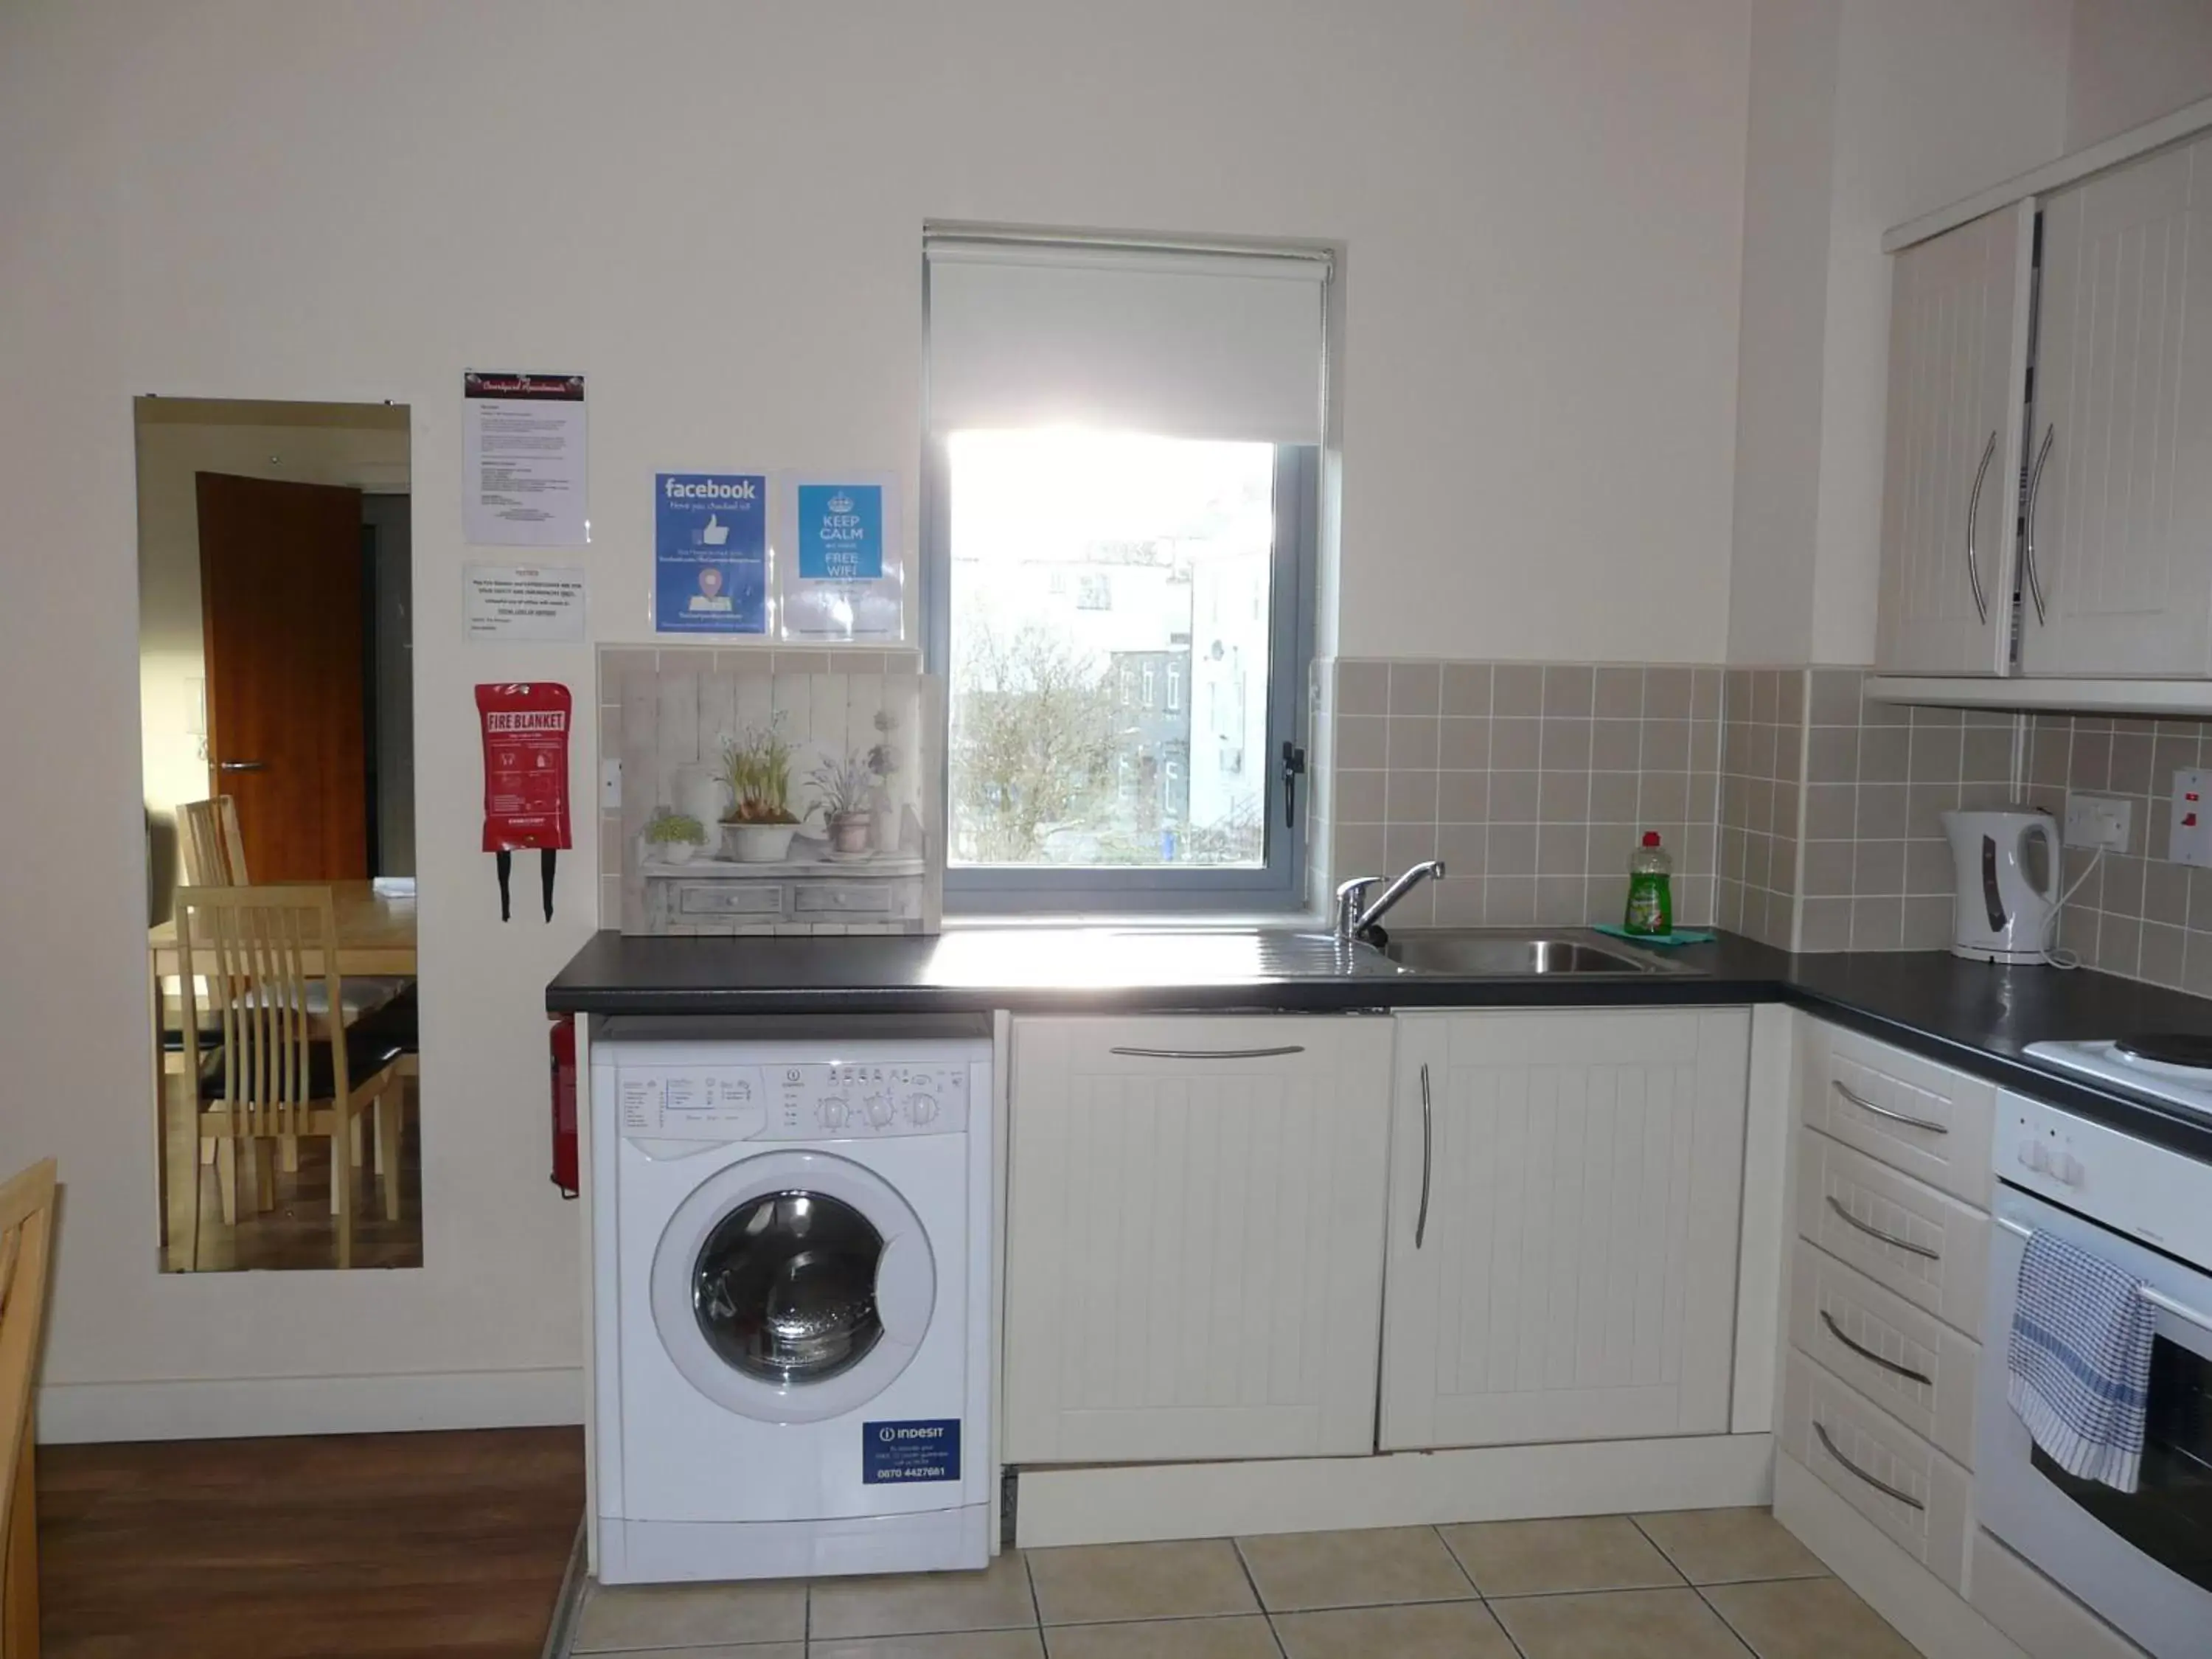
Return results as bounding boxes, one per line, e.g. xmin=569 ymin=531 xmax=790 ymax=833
xmin=175 ymin=886 xmax=353 ymax=1138
xmin=0 ymin=1157 xmax=58 ymax=1659
xmin=176 ymin=796 xmax=248 ymax=886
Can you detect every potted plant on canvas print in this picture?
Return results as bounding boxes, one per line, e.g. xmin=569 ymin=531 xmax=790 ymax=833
xmin=643 ymin=810 xmax=709 ymax=865
xmin=810 ymin=750 xmax=877 ymax=856
xmin=720 ymin=714 xmax=801 ymax=862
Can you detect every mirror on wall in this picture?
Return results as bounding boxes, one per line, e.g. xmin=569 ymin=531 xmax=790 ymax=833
xmin=138 ymin=397 xmax=424 ymax=1272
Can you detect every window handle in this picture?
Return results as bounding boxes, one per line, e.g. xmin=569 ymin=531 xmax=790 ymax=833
xmin=1281 ymin=740 xmax=1307 ymax=830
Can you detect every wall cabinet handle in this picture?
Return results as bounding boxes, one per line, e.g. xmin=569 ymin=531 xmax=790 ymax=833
xmin=1964 ymin=428 xmax=1994 ymax=624
xmin=2023 ymin=424 xmax=2054 ymax=625
xmin=217 ymin=760 xmax=267 ymax=773
xmin=1832 ymin=1079 xmax=1947 ymax=1135
xmin=1813 ymin=1422 xmax=1924 ymax=1510
xmin=1825 ymin=1195 xmax=1941 ymax=1259
xmin=1820 ymin=1310 xmax=1934 ymax=1386
xmin=1415 ymin=1061 xmax=1433 ymax=1251
xmin=1107 ymin=1046 xmax=1306 ymax=1060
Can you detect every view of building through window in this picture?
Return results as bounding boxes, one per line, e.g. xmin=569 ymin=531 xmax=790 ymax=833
xmin=946 ymin=430 xmax=1276 ymax=869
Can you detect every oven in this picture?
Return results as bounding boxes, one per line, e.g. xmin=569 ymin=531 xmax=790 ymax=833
xmin=1978 ymin=1180 xmax=2212 ymax=1658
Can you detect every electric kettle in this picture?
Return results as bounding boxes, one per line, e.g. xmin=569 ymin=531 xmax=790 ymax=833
xmin=1941 ymin=808 xmax=2059 ymax=964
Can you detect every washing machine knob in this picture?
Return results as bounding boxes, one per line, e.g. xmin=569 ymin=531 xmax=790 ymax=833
xmin=819 ymin=1097 xmax=849 ymax=1130
xmin=909 ymin=1093 xmax=939 ymax=1124
xmin=865 ymin=1095 xmax=896 ymax=1128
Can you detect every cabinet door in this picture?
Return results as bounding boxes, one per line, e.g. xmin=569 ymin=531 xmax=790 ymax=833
xmin=2024 ymin=136 xmax=2212 ymax=676
xmin=1380 ymin=1009 xmax=1750 ymax=1450
xmin=1003 ymin=1015 xmax=1394 ymax=1464
xmin=1875 ymin=203 xmax=2033 ymax=676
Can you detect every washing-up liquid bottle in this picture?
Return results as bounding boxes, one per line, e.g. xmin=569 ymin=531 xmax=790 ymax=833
xmin=1624 ymin=831 xmax=1673 ymax=936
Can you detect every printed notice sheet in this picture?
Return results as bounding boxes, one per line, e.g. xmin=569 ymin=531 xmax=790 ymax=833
xmin=464 ymin=371 xmax=588 ymax=546
xmin=465 ymin=563 xmax=588 ymax=642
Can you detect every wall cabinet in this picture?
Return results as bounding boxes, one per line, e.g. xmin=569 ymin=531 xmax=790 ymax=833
xmin=1001 ymin=1014 xmax=1394 ymax=1464
xmin=1379 ymin=1008 xmax=1750 ymax=1450
xmin=1876 ymin=133 xmax=2212 ymax=686
xmin=1874 ymin=203 xmax=2033 ymax=677
xmin=2022 ymin=133 xmax=2212 ymax=678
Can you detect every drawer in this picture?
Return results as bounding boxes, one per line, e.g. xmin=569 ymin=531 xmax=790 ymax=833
xmin=1781 ymin=1349 xmax=1973 ymax=1592
xmin=793 ymin=883 xmax=894 ymax=916
xmin=1801 ymin=1023 xmax=1995 ymax=1206
xmin=675 ymin=882 xmax=783 ymax=917
xmin=1798 ymin=1130 xmax=1989 ymax=1338
xmin=1789 ymin=1239 xmax=1978 ymax=1466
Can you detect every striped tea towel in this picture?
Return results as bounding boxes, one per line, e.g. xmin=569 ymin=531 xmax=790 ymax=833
xmin=2006 ymin=1228 xmax=2157 ymax=1492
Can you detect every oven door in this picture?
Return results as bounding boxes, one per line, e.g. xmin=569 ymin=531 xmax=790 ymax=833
xmin=1978 ymin=1183 xmax=2212 ymax=1658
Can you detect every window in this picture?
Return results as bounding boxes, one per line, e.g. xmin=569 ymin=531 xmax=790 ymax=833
xmin=925 ymin=232 xmax=1326 ymax=911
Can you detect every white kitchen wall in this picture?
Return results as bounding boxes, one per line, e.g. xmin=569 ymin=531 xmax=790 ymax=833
xmin=2066 ymin=0 xmax=2212 ymax=147
xmin=0 ymin=0 xmax=1758 ymax=1437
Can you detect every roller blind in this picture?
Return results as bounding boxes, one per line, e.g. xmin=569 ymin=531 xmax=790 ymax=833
xmin=925 ymin=237 xmax=1329 ymax=444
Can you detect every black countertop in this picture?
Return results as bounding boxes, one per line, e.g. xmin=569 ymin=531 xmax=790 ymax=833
xmin=548 ymin=927 xmax=2212 ymax=1161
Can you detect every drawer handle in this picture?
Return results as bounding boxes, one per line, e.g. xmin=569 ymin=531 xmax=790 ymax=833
xmin=1813 ymin=1421 xmax=1924 ymax=1511
xmin=1825 ymin=1196 xmax=1941 ymax=1260
xmin=1107 ymin=1046 xmax=1307 ymax=1060
xmin=1820 ymin=1310 xmax=1934 ymax=1386
xmin=1833 ymin=1080 xmax=1947 ymax=1135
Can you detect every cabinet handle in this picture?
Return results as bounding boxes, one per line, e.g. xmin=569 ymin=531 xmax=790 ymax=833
xmin=1107 ymin=1045 xmax=1306 ymax=1060
xmin=217 ymin=759 xmax=267 ymax=773
xmin=1820 ymin=1310 xmax=1934 ymax=1386
xmin=1813 ymin=1422 xmax=1924 ymax=1510
xmin=1964 ymin=428 xmax=1994 ymax=624
xmin=1415 ymin=1061 xmax=1433 ymax=1251
xmin=1825 ymin=1196 xmax=1940 ymax=1259
xmin=1832 ymin=1079 xmax=1947 ymax=1135
xmin=2023 ymin=424 xmax=2054 ymax=625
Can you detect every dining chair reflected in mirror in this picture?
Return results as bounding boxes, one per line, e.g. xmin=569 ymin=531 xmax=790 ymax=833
xmin=174 ymin=886 xmax=406 ymax=1269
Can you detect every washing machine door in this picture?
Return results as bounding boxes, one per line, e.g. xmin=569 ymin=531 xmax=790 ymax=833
xmin=650 ymin=1149 xmax=936 ymax=1425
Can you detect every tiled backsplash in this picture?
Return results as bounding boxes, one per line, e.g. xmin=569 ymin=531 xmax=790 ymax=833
xmin=1795 ymin=672 xmax=2019 ymax=954
xmin=1318 ymin=659 xmax=1722 ymax=930
xmin=1716 ymin=668 xmax=1804 ymax=950
xmin=2023 ymin=712 xmax=2212 ymax=994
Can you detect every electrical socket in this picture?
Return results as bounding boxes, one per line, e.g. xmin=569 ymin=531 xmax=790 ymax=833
xmin=2064 ymin=793 xmax=2132 ymax=852
xmin=600 ymin=759 xmax=622 ymax=810
xmin=2173 ymin=768 xmax=2212 ymax=869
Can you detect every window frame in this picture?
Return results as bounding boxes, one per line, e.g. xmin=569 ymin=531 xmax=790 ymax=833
xmin=923 ymin=439 xmax=1317 ymax=915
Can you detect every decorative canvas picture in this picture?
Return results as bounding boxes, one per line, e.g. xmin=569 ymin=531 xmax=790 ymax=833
xmin=611 ymin=651 xmax=940 ymax=935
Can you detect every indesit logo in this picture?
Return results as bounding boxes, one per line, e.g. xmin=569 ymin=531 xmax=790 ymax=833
xmin=664 ymin=477 xmax=757 ymax=501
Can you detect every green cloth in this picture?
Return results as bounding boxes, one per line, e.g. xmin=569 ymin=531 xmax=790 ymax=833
xmin=1591 ymin=923 xmax=1717 ymax=947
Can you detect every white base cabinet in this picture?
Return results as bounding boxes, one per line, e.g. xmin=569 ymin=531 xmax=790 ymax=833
xmin=1001 ymin=1015 xmax=1394 ymax=1464
xmin=1380 ymin=1009 xmax=1751 ymax=1450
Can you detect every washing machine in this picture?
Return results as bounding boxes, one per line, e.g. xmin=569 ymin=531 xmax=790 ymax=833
xmin=590 ymin=1020 xmax=993 ymax=1584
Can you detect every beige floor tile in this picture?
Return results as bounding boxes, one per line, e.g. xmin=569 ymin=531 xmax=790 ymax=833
xmin=1273 ymin=1599 xmax=1520 ymax=1659
xmin=590 ymin=1649 xmax=802 ymax=1658
xmin=1028 ymin=1539 xmax=1259 ymax=1625
xmin=1045 ymin=1615 xmax=1281 ymax=1659
xmin=573 ymin=1579 xmax=807 ymax=1651
xmin=1632 ymin=1508 xmax=1826 ymax=1585
xmin=1441 ymin=1515 xmax=1685 ymax=1597
xmin=1705 ymin=1576 xmax=1921 ymax=1659
xmin=1235 ymin=1526 xmax=1475 ymax=1612
xmin=1491 ymin=1587 xmax=1750 ymax=1658
xmin=809 ymin=1551 xmax=1037 ymax=1638
xmin=813 ymin=1632 xmax=1047 ymax=1659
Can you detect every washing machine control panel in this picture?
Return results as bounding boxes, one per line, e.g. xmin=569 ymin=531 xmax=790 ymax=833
xmin=616 ymin=1060 xmax=970 ymax=1141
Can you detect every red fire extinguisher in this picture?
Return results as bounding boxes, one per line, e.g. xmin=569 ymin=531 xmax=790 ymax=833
xmin=550 ymin=1015 xmax=579 ymax=1199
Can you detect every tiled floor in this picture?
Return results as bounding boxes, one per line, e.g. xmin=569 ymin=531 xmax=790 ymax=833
xmin=571 ymin=1508 xmax=1922 ymax=1658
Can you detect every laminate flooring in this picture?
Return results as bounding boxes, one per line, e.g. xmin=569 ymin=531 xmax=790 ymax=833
xmin=34 ymin=1426 xmax=582 ymax=1658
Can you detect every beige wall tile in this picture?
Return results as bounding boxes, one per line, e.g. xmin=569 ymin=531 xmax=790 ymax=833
xmin=1644 ymin=667 xmax=1693 ymax=720
xmin=1387 ymin=715 xmax=1440 ymax=771
xmin=1543 ymin=664 xmax=1594 ymax=716
xmin=1439 ymin=717 xmax=1489 ymax=771
xmin=1337 ymin=661 xmax=1388 ymax=717
xmin=1540 ymin=717 xmax=1593 ymax=772
xmin=1594 ymin=666 xmax=1644 ymax=718
xmin=1439 ymin=771 xmax=1488 ymax=823
xmin=1442 ymin=663 xmax=1492 ymax=717
xmin=1590 ymin=720 xmax=1641 ymax=772
xmin=1388 ymin=661 xmax=1441 ymax=715
xmin=1492 ymin=717 xmax=1541 ymax=770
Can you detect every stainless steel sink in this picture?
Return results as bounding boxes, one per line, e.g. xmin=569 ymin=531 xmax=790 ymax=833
xmin=1383 ymin=930 xmax=1692 ymax=976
